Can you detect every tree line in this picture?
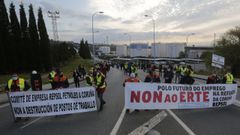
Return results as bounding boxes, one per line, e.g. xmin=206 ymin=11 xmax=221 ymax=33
xmin=78 ymin=38 xmax=91 ymax=59
xmin=201 ymin=26 xmax=240 ymax=76
xmin=0 ymin=1 xmax=77 ymax=74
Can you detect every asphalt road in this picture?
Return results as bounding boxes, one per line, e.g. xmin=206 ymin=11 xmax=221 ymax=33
xmin=1 ymin=68 xmax=240 ymax=135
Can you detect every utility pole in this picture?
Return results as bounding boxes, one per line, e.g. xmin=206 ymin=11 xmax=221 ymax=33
xmin=213 ymin=33 xmax=216 ymax=47
xmin=48 ymin=11 xmax=60 ymax=41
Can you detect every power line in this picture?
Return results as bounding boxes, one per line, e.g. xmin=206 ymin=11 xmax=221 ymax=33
xmin=48 ymin=11 xmax=60 ymax=41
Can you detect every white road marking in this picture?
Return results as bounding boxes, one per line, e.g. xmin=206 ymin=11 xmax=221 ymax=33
xmin=20 ymin=117 xmax=43 ymax=129
xmin=167 ymin=109 xmax=196 ymax=135
xmin=128 ymin=111 xmax=167 ymax=135
xmin=0 ymin=103 xmax=9 ymax=109
xmin=110 ymin=107 xmax=126 ymax=135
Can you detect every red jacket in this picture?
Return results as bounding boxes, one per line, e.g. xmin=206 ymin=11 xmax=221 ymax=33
xmin=123 ymin=77 xmax=140 ymax=87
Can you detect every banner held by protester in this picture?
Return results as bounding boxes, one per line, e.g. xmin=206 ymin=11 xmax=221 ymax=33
xmin=125 ymin=83 xmax=237 ymax=109
xmin=8 ymin=87 xmax=97 ymax=117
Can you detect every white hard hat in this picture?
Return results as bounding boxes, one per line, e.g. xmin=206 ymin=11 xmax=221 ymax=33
xmin=130 ymin=73 xmax=136 ymax=78
xmin=12 ymin=74 xmax=18 ymax=81
xmin=32 ymin=70 xmax=37 ymax=74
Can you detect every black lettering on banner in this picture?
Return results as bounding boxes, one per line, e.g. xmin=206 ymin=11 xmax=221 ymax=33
xmin=32 ymin=94 xmax=48 ymax=102
xmin=213 ymin=91 xmax=220 ymax=96
xmin=59 ymin=103 xmax=73 ymax=112
xmin=77 ymin=101 xmax=96 ymax=109
xmin=79 ymin=91 xmax=95 ymax=98
xmin=49 ymin=93 xmax=62 ymax=100
xmin=22 ymin=107 xmax=26 ymax=114
xmin=53 ymin=104 xmax=59 ymax=112
xmin=212 ymin=102 xmax=227 ymax=107
xmin=13 ymin=107 xmax=23 ymax=115
xmin=73 ymin=102 xmax=78 ymax=110
xmin=213 ymin=97 xmax=218 ymax=102
xmin=26 ymin=105 xmax=53 ymax=114
xmin=10 ymin=95 xmax=25 ymax=103
xmin=62 ymin=92 xmax=79 ymax=99
xmin=193 ymin=86 xmax=200 ymax=91
xmin=26 ymin=95 xmax=31 ymax=102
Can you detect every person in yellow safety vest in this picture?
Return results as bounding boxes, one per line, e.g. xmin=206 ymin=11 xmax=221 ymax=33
xmin=180 ymin=65 xmax=187 ymax=76
xmin=85 ymin=72 xmax=94 ymax=86
xmin=48 ymin=70 xmax=56 ymax=89
xmin=174 ymin=65 xmax=181 ymax=83
xmin=223 ymin=72 xmax=234 ymax=84
xmin=184 ymin=65 xmax=195 ymax=84
xmin=5 ymin=74 xmax=30 ymax=122
xmin=5 ymin=74 xmax=30 ymax=92
xmin=124 ymin=63 xmax=128 ymax=75
xmin=95 ymin=71 xmax=107 ymax=111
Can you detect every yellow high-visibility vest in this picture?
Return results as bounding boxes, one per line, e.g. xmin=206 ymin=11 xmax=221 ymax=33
xmin=49 ymin=71 xmax=56 ymax=82
xmin=181 ymin=67 xmax=187 ymax=75
xmin=8 ymin=78 xmax=25 ymax=91
xmin=96 ymin=73 xmax=106 ymax=88
xmin=226 ymin=73 xmax=234 ymax=84
xmin=86 ymin=75 xmax=94 ymax=86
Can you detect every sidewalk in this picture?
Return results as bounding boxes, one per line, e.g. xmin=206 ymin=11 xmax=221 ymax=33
xmin=0 ymin=78 xmax=76 ymax=105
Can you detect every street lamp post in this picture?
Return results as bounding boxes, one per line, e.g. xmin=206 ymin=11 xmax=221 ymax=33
xmin=186 ymin=33 xmax=195 ymax=46
xmin=123 ymin=33 xmax=132 ymax=45
xmin=185 ymin=33 xmax=195 ymax=60
xmin=144 ymin=15 xmax=156 ymax=62
xmin=92 ymin=11 xmax=104 ymax=61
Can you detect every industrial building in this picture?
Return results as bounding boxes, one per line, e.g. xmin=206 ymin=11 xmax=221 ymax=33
xmin=116 ymin=45 xmax=128 ymax=57
xmin=98 ymin=46 xmax=110 ymax=54
xmin=129 ymin=43 xmax=149 ymax=57
xmin=151 ymin=43 xmax=186 ymax=58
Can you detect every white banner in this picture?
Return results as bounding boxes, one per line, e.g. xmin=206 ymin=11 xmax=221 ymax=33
xmin=125 ymin=83 xmax=237 ymax=109
xmin=8 ymin=87 xmax=97 ymax=117
xmin=212 ymin=54 xmax=225 ymax=66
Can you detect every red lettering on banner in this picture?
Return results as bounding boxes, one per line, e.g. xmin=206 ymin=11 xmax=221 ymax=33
xmin=164 ymin=94 xmax=171 ymax=103
xmin=180 ymin=92 xmax=186 ymax=102
xmin=195 ymin=92 xmax=201 ymax=102
xmin=142 ymin=91 xmax=151 ymax=103
xmin=130 ymin=91 xmax=140 ymax=103
xmin=172 ymin=94 xmax=177 ymax=102
xmin=187 ymin=92 xmax=194 ymax=102
xmin=203 ymin=92 xmax=209 ymax=102
xmin=153 ymin=91 xmax=162 ymax=103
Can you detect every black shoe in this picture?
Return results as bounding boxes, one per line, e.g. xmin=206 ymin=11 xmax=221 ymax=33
xmin=126 ymin=109 xmax=130 ymax=113
xmin=103 ymin=101 xmax=106 ymax=105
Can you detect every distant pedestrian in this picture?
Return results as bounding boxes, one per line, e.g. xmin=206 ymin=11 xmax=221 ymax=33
xmin=207 ymin=74 xmax=221 ymax=84
xmin=48 ymin=69 xmax=56 ymax=89
xmin=30 ymin=70 xmax=42 ymax=91
xmin=164 ymin=67 xmax=174 ymax=83
xmin=144 ymin=70 xmax=161 ymax=83
xmin=223 ymin=69 xmax=234 ymax=84
xmin=73 ymin=69 xmax=80 ymax=87
xmin=95 ymin=71 xmax=107 ymax=111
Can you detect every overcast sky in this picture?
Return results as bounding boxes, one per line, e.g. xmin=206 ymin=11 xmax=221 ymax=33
xmin=4 ymin=0 xmax=240 ymax=46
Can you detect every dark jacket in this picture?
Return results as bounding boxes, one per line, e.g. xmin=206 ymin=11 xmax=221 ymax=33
xmin=31 ymin=73 xmax=42 ymax=91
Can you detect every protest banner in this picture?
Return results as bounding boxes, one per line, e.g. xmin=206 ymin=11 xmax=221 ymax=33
xmin=125 ymin=83 xmax=237 ymax=109
xmin=8 ymin=87 xmax=97 ymax=117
